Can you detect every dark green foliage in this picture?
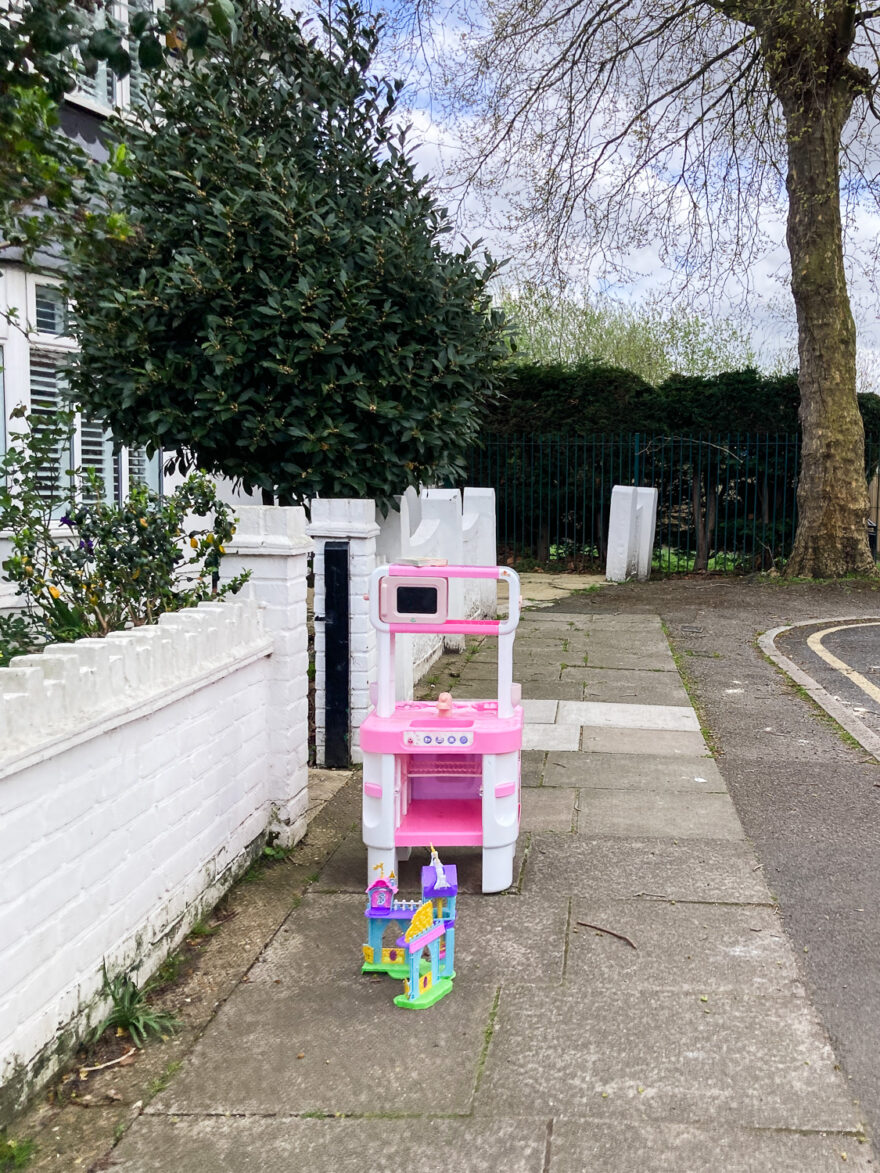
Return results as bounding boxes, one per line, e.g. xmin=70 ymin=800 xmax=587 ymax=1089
xmin=653 ymin=370 xmax=800 ymax=433
xmin=484 ymin=360 xmax=654 ymax=433
xmin=0 ymin=0 xmax=234 ymax=260
xmin=488 ymin=359 xmax=880 ymax=439
xmin=859 ymin=390 xmax=880 ymax=441
xmin=68 ymin=0 xmax=508 ymax=507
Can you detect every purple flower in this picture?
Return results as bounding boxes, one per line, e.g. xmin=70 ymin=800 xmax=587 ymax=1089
xmin=79 ymin=538 xmax=94 ymax=553
xmin=59 ymin=514 xmax=73 ymax=527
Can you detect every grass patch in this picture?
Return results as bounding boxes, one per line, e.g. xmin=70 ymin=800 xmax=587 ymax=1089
xmin=473 ymin=987 xmax=501 ymax=1096
xmin=151 ymin=951 xmax=183 ymax=987
xmin=0 ymin=1131 xmax=35 ymax=1171
xmin=664 ymin=622 xmax=720 ymax=755
xmin=786 ymin=680 xmax=875 ymax=756
xmin=756 ymin=639 xmax=879 ymax=760
xmin=186 ymin=917 xmax=219 ymax=942
xmin=145 ymin=1060 xmax=183 ymax=1103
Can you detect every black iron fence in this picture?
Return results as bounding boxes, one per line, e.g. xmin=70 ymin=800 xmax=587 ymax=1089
xmin=465 ymin=433 xmax=880 ymax=573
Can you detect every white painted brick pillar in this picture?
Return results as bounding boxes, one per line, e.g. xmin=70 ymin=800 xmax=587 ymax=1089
xmin=223 ymin=506 xmax=313 ymax=846
xmin=308 ymin=499 xmax=379 ymax=766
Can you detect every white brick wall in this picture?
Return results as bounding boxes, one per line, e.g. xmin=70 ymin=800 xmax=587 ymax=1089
xmin=222 ymin=506 xmax=313 ymax=845
xmin=1 ymin=507 xmax=313 ymax=1116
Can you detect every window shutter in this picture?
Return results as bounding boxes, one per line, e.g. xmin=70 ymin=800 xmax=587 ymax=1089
xmin=29 ymin=356 xmax=73 ymax=506
xmin=128 ymin=446 xmax=161 ymax=494
xmin=80 ymin=418 xmax=116 ymax=504
xmin=127 ymin=0 xmax=153 ymax=107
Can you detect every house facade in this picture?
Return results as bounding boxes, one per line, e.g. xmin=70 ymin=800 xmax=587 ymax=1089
xmin=0 ymin=9 xmax=162 ymax=608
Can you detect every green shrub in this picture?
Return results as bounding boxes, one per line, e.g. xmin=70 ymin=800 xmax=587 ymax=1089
xmin=486 ymin=359 xmax=880 ymax=440
xmin=484 ymin=360 xmax=655 ymax=434
xmin=0 ymin=407 xmax=248 ymax=665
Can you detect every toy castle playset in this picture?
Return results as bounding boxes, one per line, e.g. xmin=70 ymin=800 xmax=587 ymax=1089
xmin=362 ymin=848 xmax=458 ymax=1009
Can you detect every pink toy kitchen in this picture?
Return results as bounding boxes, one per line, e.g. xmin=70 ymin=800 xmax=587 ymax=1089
xmin=359 ymin=562 xmax=523 ymax=893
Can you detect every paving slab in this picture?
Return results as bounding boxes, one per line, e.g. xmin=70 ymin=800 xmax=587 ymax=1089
xmin=580 ymin=727 xmax=709 ymax=757
xmin=522 ymin=682 xmax=585 ymax=701
xmin=557 ymin=700 xmax=700 ymax=731
xmin=579 ymin=668 xmax=690 ymax=704
xmin=523 ymin=835 xmax=774 ymax=903
xmin=578 ymin=789 xmax=744 ymax=840
xmin=566 ymin=899 xmax=799 ymax=993
xmin=543 ymin=752 xmax=725 ymax=791
xmin=513 ymin=661 xmax=567 ymax=680
xmin=522 ymin=698 xmax=559 ymax=723
xmin=586 ymin=638 xmax=675 ymax=660
xmin=548 ymin=1119 xmax=872 ymax=1173
xmin=474 ymin=986 xmax=863 ymax=1130
xmin=110 ymin=1116 xmax=550 ymax=1173
xmin=519 ymin=611 xmax=595 ymax=625
xmin=250 ymin=890 xmax=569 ymax=991
xmin=153 ymin=978 xmax=497 ymax=1117
xmin=521 ymin=749 xmax=546 ymax=787
xmin=520 ymin=787 xmax=577 ymax=832
xmin=586 ymin=614 xmax=666 ymax=631
xmin=577 ymin=650 xmax=677 ymax=672
xmin=521 ymin=723 xmax=581 ymax=751
xmin=247 ymin=892 xmax=369 ymax=985
xmin=454 ymin=892 xmax=569 ymax=987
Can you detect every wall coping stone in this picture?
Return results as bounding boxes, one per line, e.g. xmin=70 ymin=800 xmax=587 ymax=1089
xmin=0 ymin=599 xmax=270 ymax=778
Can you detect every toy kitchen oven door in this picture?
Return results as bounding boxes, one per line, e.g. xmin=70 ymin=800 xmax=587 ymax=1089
xmin=360 ymin=563 xmax=523 ymax=894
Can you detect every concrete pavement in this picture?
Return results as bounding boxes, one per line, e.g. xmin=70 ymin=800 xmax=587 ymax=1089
xmin=106 ymin=606 xmax=873 ymax=1171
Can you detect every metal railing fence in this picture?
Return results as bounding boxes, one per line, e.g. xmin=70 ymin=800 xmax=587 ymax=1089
xmin=465 ymin=433 xmax=880 ymax=573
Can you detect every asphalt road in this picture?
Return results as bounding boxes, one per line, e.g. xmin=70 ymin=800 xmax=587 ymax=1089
xmin=777 ymin=619 xmax=880 ymax=741
xmin=556 ymin=576 xmax=880 ymax=1149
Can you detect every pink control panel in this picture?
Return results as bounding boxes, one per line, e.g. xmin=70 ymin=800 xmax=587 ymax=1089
xmin=403 ymin=730 xmax=474 ymax=747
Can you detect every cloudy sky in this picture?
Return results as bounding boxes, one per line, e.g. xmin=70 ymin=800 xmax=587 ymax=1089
xmin=358 ymin=1 xmax=880 ymax=384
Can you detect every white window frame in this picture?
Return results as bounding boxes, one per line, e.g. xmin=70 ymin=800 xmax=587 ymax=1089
xmin=25 ymin=275 xmax=77 ymax=354
xmin=18 ymin=276 xmax=159 ymax=507
xmin=67 ymin=0 xmax=157 ymax=115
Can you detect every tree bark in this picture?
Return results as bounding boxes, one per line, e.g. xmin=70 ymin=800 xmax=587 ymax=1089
xmin=782 ymin=90 xmax=875 ymax=578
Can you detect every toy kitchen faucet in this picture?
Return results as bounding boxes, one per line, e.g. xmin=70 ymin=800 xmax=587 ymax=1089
xmin=360 ymin=562 xmax=523 ymax=893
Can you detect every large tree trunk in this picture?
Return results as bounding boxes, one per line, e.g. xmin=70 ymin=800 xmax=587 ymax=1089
xmin=783 ymin=93 xmax=875 ymax=578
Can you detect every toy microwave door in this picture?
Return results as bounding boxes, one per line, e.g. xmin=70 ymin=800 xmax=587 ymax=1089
xmin=378 ymin=576 xmax=448 ymax=623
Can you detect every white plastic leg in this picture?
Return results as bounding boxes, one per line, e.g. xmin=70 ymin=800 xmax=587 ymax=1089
xmin=367 ymin=846 xmax=398 ymax=883
xmin=481 ymin=844 xmax=515 ymax=893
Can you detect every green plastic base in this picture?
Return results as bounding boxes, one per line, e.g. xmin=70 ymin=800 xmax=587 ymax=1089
xmin=361 ymin=962 xmax=409 ymax=979
xmin=394 ymin=976 xmax=454 ymax=1010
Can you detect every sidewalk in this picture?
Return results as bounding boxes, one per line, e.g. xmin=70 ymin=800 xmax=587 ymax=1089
xmin=107 ymin=606 xmax=872 ymax=1172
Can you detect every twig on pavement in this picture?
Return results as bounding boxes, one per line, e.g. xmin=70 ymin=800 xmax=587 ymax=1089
xmin=576 ymin=921 xmax=637 ymax=949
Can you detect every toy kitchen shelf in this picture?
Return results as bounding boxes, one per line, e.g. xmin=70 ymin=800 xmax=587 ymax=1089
xmin=360 ymin=563 xmax=523 ymax=893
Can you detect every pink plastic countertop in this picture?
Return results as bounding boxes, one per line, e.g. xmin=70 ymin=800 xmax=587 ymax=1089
xmin=360 ymin=699 xmax=523 ymax=754
xmin=388 ymin=563 xmax=501 ymax=579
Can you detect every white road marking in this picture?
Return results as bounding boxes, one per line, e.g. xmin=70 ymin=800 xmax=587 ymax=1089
xmin=806 ymin=621 xmax=880 ymax=707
